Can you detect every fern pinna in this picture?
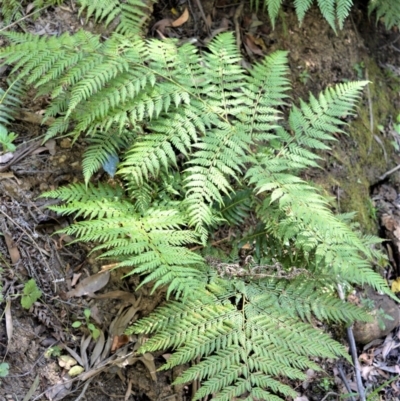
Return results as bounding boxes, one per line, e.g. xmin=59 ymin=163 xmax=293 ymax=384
xmin=1 ymin=30 xmax=393 ymax=400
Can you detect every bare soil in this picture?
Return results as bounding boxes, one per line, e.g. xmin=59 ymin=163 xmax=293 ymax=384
xmin=2 ymin=1 xmax=400 ymax=400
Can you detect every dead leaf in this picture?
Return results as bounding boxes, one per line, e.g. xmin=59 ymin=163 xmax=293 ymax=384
xmin=66 ymin=271 xmax=110 ymax=298
xmin=89 ymin=305 xmax=102 ymax=325
xmin=68 ymin=365 xmax=84 ymax=377
xmin=22 ymin=375 xmax=39 ymax=401
xmin=58 ymin=355 xmax=77 ymax=370
xmin=90 ymin=330 xmax=105 ymax=367
xmin=0 ymin=152 xmax=14 ymax=164
xmin=45 ymin=375 xmax=72 ymax=401
xmin=244 ymin=34 xmax=264 ymax=56
xmin=44 ymin=139 xmax=56 ymax=155
xmin=392 ymin=277 xmax=400 ymax=293
xmin=152 ymin=18 xmax=173 ymax=35
xmin=5 ymin=300 xmax=13 ymax=343
xmin=4 ymin=232 xmax=20 ymax=264
xmin=93 ymin=290 xmax=137 ymax=304
xmin=111 ymin=334 xmax=130 ymax=353
xmin=26 ymin=3 xmax=35 ymax=14
xmin=70 ymin=273 xmax=82 ymax=287
xmin=171 ymin=8 xmax=189 ymax=27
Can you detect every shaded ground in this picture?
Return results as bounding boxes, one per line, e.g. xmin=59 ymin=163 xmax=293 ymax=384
xmin=1 ymin=1 xmax=400 ymax=400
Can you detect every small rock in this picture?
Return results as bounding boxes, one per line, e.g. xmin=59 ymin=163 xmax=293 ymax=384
xmin=59 ymin=138 xmax=72 ymax=149
xmin=353 ymin=287 xmax=400 ymax=345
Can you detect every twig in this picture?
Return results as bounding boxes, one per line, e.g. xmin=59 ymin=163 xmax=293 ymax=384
xmin=192 ymin=0 xmax=211 ymax=34
xmin=337 ymin=363 xmax=356 ymax=401
xmin=378 ymin=163 xmax=400 ymax=181
xmin=337 ymin=284 xmax=366 ymax=401
xmin=320 ymin=392 xmax=339 ymax=401
xmin=233 ymin=2 xmax=244 ymax=51
xmin=0 ymin=6 xmax=50 ymax=32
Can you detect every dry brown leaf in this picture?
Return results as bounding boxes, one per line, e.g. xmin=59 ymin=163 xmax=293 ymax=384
xmin=4 ymin=232 xmax=20 ymax=264
xmin=90 ymin=330 xmax=106 ymax=367
xmin=44 ymin=139 xmax=56 ymax=155
xmin=152 ymin=18 xmax=173 ymax=35
xmin=111 ymin=334 xmax=130 ymax=354
xmin=45 ymin=375 xmax=72 ymax=401
xmin=244 ymin=34 xmax=264 ymax=56
xmin=171 ymin=8 xmax=189 ymax=27
xmin=22 ymin=375 xmax=40 ymax=401
xmin=0 ymin=152 xmax=14 ymax=164
xmin=70 ymin=273 xmax=82 ymax=287
xmin=93 ymin=290 xmax=137 ymax=304
xmin=5 ymin=300 xmax=13 ymax=343
xmin=26 ymin=3 xmax=35 ymax=14
xmin=66 ymin=271 xmax=110 ymax=298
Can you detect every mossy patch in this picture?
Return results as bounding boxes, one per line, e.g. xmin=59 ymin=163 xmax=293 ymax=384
xmin=319 ymin=59 xmax=398 ymax=232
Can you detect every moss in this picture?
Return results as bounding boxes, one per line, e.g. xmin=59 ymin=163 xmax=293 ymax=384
xmin=316 ymin=59 xmax=398 ymax=233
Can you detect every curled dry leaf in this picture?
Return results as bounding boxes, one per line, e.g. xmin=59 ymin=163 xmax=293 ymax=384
xmin=171 ymin=8 xmax=189 ymax=27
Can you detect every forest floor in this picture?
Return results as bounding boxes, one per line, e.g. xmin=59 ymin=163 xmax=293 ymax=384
xmin=2 ymin=1 xmax=400 ymax=400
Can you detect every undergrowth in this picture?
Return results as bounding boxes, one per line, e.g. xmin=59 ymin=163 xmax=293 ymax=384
xmin=0 ymin=2 xmax=396 ymax=400
xmin=1 ymin=0 xmax=400 ymax=31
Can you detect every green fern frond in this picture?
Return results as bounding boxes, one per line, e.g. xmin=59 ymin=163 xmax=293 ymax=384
xmin=129 ymin=277 xmax=354 ymax=401
xmin=0 ymin=0 xmax=23 ymax=25
xmin=78 ymin=0 xmax=157 ymax=36
xmin=82 ymin=129 xmax=132 ymax=183
xmin=368 ymin=0 xmax=400 ymax=29
xmin=0 ymin=78 xmax=25 ymax=125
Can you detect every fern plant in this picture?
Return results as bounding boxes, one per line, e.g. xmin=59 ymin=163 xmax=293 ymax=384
xmin=0 ymin=24 xmax=395 ymax=399
xmin=1 ymin=0 xmax=400 ymax=34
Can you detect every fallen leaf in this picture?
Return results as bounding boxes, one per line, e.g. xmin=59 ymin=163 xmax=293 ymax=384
xmin=111 ymin=335 xmax=130 ymax=353
xmin=66 ymin=271 xmax=110 ymax=298
xmin=392 ymin=277 xmax=400 ymax=293
xmin=58 ymin=355 xmax=77 ymax=370
xmin=5 ymin=300 xmax=13 ymax=343
xmin=68 ymin=365 xmax=84 ymax=377
xmin=0 ymin=152 xmax=14 ymax=164
xmin=171 ymin=8 xmax=189 ymax=27
xmin=44 ymin=139 xmax=56 ymax=155
xmin=4 ymin=232 xmax=20 ymax=264
xmin=93 ymin=290 xmax=137 ymax=304
xmin=70 ymin=273 xmax=82 ymax=287
xmin=152 ymin=18 xmax=173 ymax=35
xmin=22 ymin=375 xmax=39 ymax=401
xmin=244 ymin=34 xmax=264 ymax=56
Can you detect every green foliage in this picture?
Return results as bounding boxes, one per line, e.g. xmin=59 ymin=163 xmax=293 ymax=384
xmin=0 ymin=125 xmax=18 ymax=152
xmin=368 ymin=0 xmax=400 ymax=29
xmin=20 ymin=278 xmax=42 ymax=309
xmin=0 ymin=362 xmax=9 ymax=378
xmin=0 ymin=79 xmax=24 ymax=126
xmin=72 ymin=308 xmax=101 ymax=340
xmin=1 ymin=27 xmax=394 ymax=400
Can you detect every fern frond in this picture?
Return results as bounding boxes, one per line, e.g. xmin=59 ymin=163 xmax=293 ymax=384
xmin=0 ymin=78 xmax=25 ymax=125
xmin=368 ymin=0 xmax=400 ymax=29
xmin=78 ymin=0 xmax=157 ymax=36
xmin=82 ymin=129 xmax=132 ymax=183
xmin=129 ymin=277 xmax=355 ymax=401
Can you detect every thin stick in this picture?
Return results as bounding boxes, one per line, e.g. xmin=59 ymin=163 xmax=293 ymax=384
xmin=337 ymin=284 xmax=366 ymax=401
xmin=378 ymin=163 xmax=400 ymax=181
xmin=337 ymin=363 xmax=356 ymax=401
xmin=0 ymin=6 xmax=50 ymax=32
